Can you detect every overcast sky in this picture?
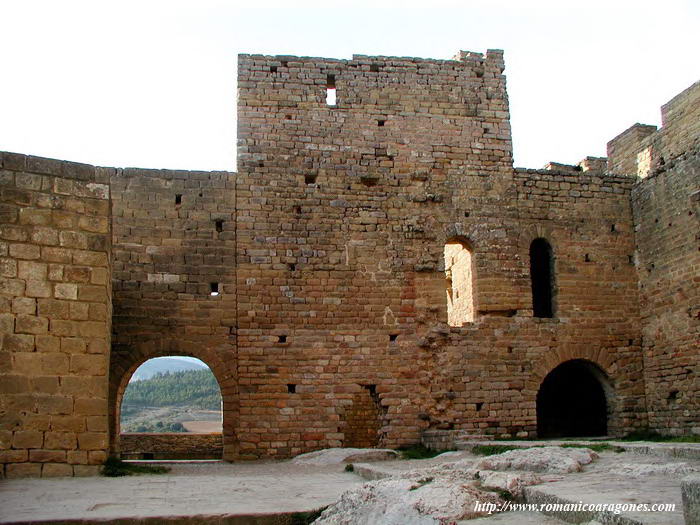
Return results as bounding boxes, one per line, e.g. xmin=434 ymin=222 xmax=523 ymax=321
xmin=1 ymin=0 xmax=697 ymax=171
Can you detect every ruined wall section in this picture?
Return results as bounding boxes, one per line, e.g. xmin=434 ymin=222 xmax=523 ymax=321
xmin=109 ymin=168 xmax=239 ymax=459
xmin=632 ymin=147 xmax=699 ymax=434
xmin=0 ymin=152 xmax=111 ymax=478
xmin=235 ymin=51 xmax=518 ymax=457
xmin=608 ymin=81 xmax=699 ymax=178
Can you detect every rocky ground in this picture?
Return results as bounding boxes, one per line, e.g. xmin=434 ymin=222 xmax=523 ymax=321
xmin=1 ymin=443 xmax=697 ymax=524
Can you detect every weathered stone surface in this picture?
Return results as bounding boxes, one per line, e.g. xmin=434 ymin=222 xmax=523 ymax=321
xmin=315 ymin=476 xmax=501 ymax=525
xmin=291 ymin=447 xmax=399 ymax=465
xmin=683 ymin=473 xmax=700 ymax=525
xmin=475 ymin=447 xmax=598 ymax=474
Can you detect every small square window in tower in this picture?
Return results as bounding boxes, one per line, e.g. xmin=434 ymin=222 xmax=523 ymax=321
xmin=326 ymin=74 xmax=336 ymax=106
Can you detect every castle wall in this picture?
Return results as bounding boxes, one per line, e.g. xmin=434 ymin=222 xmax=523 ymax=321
xmin=108 ymin=167 xmax=239 ymax=460
xmin=232 ymin=51 xmax=648 ymax=457
xmin=421 ymin=168 xmax=645 ymax=438
xmin=631 ymin=143 xmax=699 ymax=435
xmin=1 ymin=51 xmax=696 ymax=476
xmin=0 ymin=153 xmax=112 ymax=478
xmin=605 ymin=81 xmax=699 ymax=435
xmin=234 ymin=51 xmax=521 ymax=457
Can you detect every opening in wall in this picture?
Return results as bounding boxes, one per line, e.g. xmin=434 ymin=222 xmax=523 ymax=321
xmin=326 ymin=74 xmax=336 ymax=106
xmin=530 ymin=238 xmax=555 ymax=318
xmin=444 ymin=238 xmax=475 ymax=326
xmin=210 ymin=282 xmax=220 ymax=296
xmin=119 ymin=356 xmax=223 ymax=459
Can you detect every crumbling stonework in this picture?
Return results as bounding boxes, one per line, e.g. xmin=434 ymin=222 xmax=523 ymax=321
xmin=1 ymin=50 xmax=697 ymax=476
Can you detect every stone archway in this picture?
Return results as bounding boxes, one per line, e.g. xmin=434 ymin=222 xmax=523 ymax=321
xmin=108 ymin=338 xmax=238 ymax=460
xmin=536 ymin=359 xmax=611 ymax=438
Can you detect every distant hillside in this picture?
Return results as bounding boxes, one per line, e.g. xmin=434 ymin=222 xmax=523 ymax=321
xmin=123 ymin=368 xmax=222 ymax=410
xmin=131 ymin=357 xmax=207 ymax=381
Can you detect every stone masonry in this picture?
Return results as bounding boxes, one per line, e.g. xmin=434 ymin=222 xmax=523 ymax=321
xmin=0 ymin=50 xmax=697 ymax=476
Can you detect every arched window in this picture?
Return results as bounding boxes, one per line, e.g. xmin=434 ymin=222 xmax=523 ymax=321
xmin=444 ymin=239 xmax=475 ymax=326
xmin=119 ymin=356 xmax=223 ymax=459
xmin=530 ymin=238 xmax=555 ymax=318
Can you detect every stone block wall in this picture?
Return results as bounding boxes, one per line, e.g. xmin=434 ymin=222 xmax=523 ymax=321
xmin=0 ymin=152 xmax=112 ymax=478
xmin=608 ymin=81 xmax=699 ymax=435
xmin=108 ymin=168 xmax=239 ymax=460
xmin=632 ymin=147 xmax=699 ymax=434
xmin=1 ymin=51 xmax=697 ymax=476
xmin=419 ymin=168 xmax=645 ymax=438
xmin=119 ymin=432 xmax=223 ymax=460
xmin=231 ymin=50 xmax=650 ymax=457
xmin=234 ymin=51 xmax=522 ymax=457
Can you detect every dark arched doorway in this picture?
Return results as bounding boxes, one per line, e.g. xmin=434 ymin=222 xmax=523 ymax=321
xmin=537 ymin=359 xmax=609 ymax=438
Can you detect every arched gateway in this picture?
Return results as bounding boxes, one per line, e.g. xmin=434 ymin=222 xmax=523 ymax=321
xmin=536 ymin=359 xmax=610 ymax=438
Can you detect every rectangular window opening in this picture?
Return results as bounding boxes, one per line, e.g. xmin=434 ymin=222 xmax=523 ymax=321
xmin=270 ymin=66 xmax=277 ymax=73
xmin=210 ymin=282 xmax=220 ymax=296
xmin=287 ymin=384 xmax=296 ymax=394
xmin=326 ymin=74 xmax=336 ymax=106
xmin=377 ymin=119 xmax=385 ymax=127
xmin=389 ymin=334 xmax=398 ymax=342
xmin=278 ymin=335 xmax=287 ymax=343
xmin=304 ymin=174 xmax=317 ymax=184
xmin=175 ymin=194 xmax=182 ymax=205
xmin=215 ymin=220 xmax=224 ymax=233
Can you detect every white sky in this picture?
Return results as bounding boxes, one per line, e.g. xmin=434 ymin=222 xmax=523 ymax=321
xmin=1 ymin=0 xmax=697 ymax=171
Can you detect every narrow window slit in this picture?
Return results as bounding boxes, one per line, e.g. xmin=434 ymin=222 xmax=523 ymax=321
xmin=210 ymin=282 xmax=220 ymax=296
xmin=530 ymin=238 xmax=555 ymax=318
xmin=287 ymin=263 xmax=296 ymax=271
xmin=175 ymin=194 xmax=182 ymax=205
xmin=270 ymin=66 xmax=277 ymax=73
xmin=476 ymin=402 xmax=484 ymax=411
xmin=326 ymin=74 xmax=336 ymax=106
xmin=287 ymin=384 xmax=296 ymax=394
xmin=215 ymin=220 xmax=224 ymax=233
xmin=389 ymin=334 xmax=398 ymax=342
